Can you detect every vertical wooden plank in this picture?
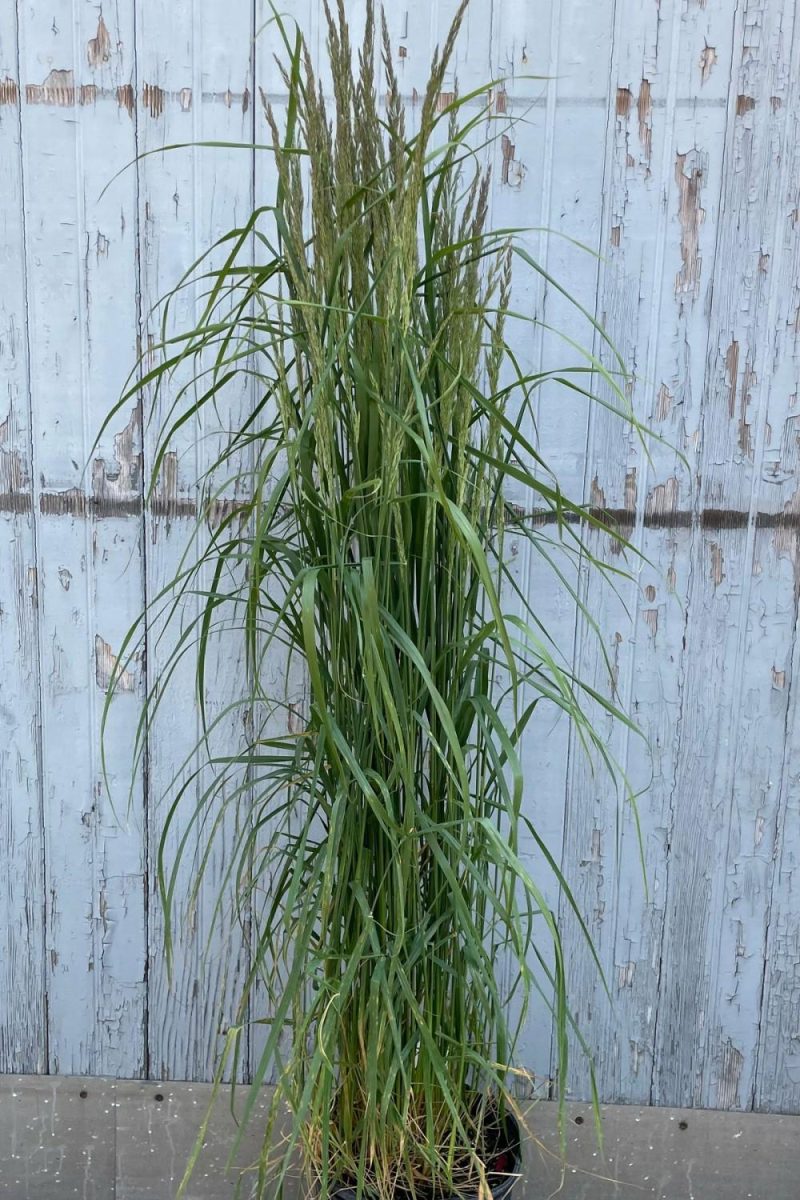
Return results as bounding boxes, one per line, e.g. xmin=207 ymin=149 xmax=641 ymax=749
xmin=617 ymin=0 xmax=738 ymax=1107
xmin=136 ymin=0 xmax=255 ymax=1081
xmin=538 ymin=0 xmax=621 ymax=1091
xmin=482 ymin=0 xmax=628 ymax=1089
xmin=541 ymin=0 xmax=627 ymax=1097
xmin=566 ymin=4 xmax=743 ymax=1099
xmin=249 ymin=0 xmax=319 ymax=1086
xmin=435 ymin=0 xmax=560 ymax=1090
xmin=701 ymin=0 xmax=800 ymax=517
xmin=712 ymin=1 xmax=800 ymax=1103
xmin=533 ymin=0 xmax=619 ymax=502
xmin=560 ymin=0 xmax=684 ymax=1103
xmin=557 ymin=0 xmax=739 ymax=1104
xmin=16 ymin=0 xmax=146 ymax=1075
xmin=0 ymin=4 xmax=46 ymax=1073
xmin=483 ymin=0 xmax=559 ymax=1088
xmin=709 ymin=526 xmax=798 ymax=1110
xmin=488 ymin=85 xmax=560 ymax=1089
xmin=755 ymin=531 xmax=800 ymax=1113
xmin=648 ymin=522 xmax=794 ymax=1110
xmin=757 ymin=94 xmax=800 ymax=525
xmin=749 ymin=4 xmax=800 ymax=1115
xmin=651 ymin=0 xmax=800 ymax=1110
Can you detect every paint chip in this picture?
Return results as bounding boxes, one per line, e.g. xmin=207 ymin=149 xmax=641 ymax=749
xmin=725 ymin=341 xmax=739 ymax=418
xmin=717 ymin=1041 xmax=743 ymax=1109
xmin=26 ymin=69 xmax=75 ymax=106
xmin=624 ymin=467 xmax=637 ymax=511
xmin=674 ymin=150 xmax=705 ymax=298
xmin=591 ymin=476 xmax=607 ymax=509
xmin=637 ymin=79 xmax=652 ymax=166
xmin=87 ymin=14 xmax=111 ymax=67
xmin=0 ymin=77 xmax=19 ymax=105
xmin=739 ymin=356 xmax=756 ymax=457
xmin=656 ymin=383 xmax=673 ymax=421
xmin=646 ymin=476 xmax=679 ymax=520
xmin=117 ymin=83 xmax=135 ymax=116
xmin=0 ymin=444 xmax=27 ymax=497
xmin=618 ymin=962 xmax=636 ymax=988
xmin=142 ymin=82 xmax=165 ymax=118
xmin=699 ymin=43 xmax=717 ymax=84
xmin=90 ymin=406 xmax=142 ymax=515
xmin=500 ymin=134 xmax=524 ymax=187
xmin=95 ymin=635 xmax=136 ymax=692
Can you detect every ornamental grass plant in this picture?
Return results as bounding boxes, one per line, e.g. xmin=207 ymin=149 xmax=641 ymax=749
xmin=101 ymin=2 xmax=640 ymax=1197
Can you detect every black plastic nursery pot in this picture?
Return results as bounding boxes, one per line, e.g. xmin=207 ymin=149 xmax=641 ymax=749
xmin=331 ymin=1110 xmax=522 ymax=1200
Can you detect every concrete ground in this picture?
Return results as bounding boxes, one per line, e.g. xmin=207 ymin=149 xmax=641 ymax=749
xmin=0 ymin=1076 xmax=796 ymax=1198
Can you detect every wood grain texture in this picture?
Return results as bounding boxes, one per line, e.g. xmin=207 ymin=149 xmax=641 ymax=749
xmin=649 ymin=0 xmax=800 ymax=1111
xmin=484 ymin=0 xmax=619 ymax=1090
xmin=2 ymin=0 xmax=800 ymax=1114
xmin=12 ymin=0 xmax=147 ymax=1075
xmin=134 ymin=0 xmax=255 ymax=1083
xmin=557 ymin=0 xmax=737 ymax=1107
xmin=755 ymin=526 xmax=800 ymax=1112
xmin=0 ymin=0 xmax=47 ymax=1074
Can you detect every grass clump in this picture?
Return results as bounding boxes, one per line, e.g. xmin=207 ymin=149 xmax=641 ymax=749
xmin=102 ymin=2 xmax=641 ymax=1196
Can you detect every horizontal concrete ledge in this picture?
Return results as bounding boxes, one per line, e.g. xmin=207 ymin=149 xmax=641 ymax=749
xmin=0 ymin=1076 xmax=798 ymax=1199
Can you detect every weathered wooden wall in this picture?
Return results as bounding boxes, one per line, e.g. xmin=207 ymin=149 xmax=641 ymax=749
xmin=1 ymin=0 xmax=799 ymax=1112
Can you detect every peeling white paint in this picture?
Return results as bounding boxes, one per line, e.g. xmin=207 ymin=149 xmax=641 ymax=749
xmin=1 ymin=0 xmax=799 ymax=1115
